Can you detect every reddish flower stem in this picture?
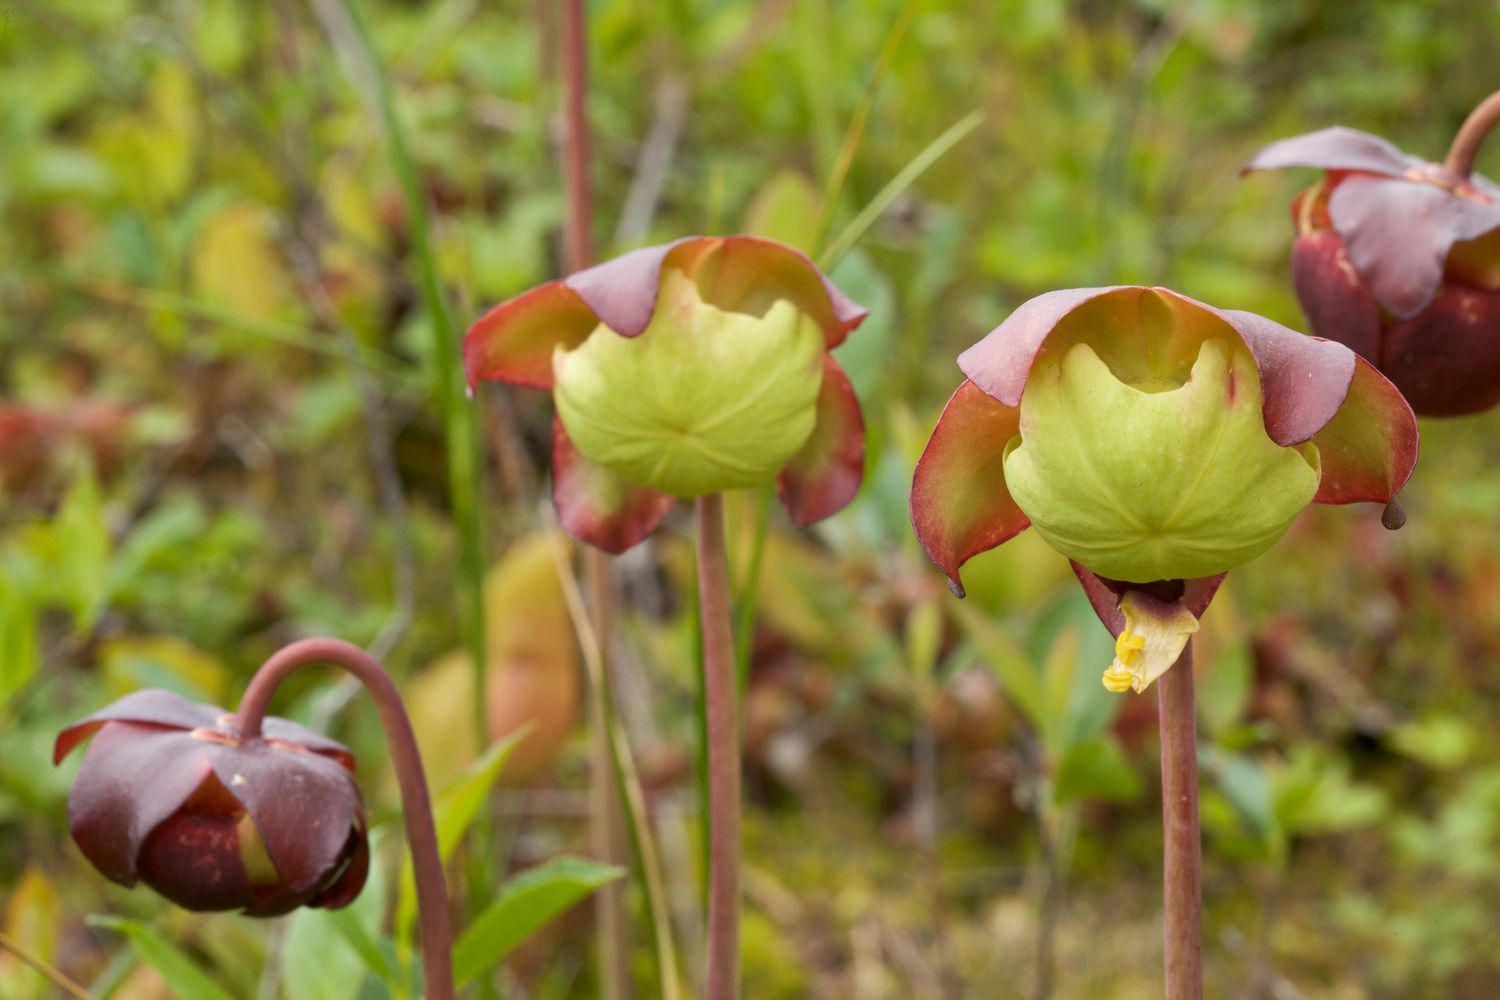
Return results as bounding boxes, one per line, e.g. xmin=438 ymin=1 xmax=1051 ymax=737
xmin=235 ymin=638 xmax=453 ymax=1000
xmin=562 ymin=0 xmax=593 ymax=270
xmin=1158 ymin=640 xmax=1203 ymax=1000
xmin=1445 ymin=90 xmax=1500 ymax=178
xmin=696 ymin=494 xmax=741 ymax=1000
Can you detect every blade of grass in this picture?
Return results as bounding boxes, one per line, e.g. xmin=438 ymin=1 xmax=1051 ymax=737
xmin=818 ymin=109 xmax=985 ymax=271
xmin=312 ymin=0 xmax=489 ymax=767
xmin=543 ymin=512 xmax=684 ymax=1000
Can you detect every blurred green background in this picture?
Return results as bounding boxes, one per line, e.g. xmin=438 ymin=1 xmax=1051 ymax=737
xmin=5 ymin=0 xmax=1500 ymax=997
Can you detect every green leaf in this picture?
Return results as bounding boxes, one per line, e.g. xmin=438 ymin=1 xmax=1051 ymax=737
xmin=395 ymin=728 xmax=530 ymax=943
xmin=1053 ymin=736 xmax=1141 ymax=806
xmin=54 ymin=466 xmax=111 ymax=628
xmin=950 ymin=601 xmax=1043 ymax=730
xmin=88 ymin=916 xmax=236 ymax=1000
xmin=0 ymin=580 xmax=38 ymax=706
xmin=453 ymin=856 xmax=625 ymax=987
xmin=1389 ymin=715 xmax=1476 ymax=770
xmin=283 ymin=835 xmax=391 ymax=999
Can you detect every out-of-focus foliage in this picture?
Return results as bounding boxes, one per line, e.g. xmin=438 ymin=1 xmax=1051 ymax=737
xmin=5 ymin=0 xmax=1500 ymax=997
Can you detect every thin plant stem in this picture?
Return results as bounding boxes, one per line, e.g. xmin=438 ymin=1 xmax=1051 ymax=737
xmin=542 ymin=515 xmax=684 ymax=1000
xmin=696 ymin=494 xmax=741 ymax=1000
xmin=1444 ymin=89 xmax=1500 ymax=177
xmin=0 ymin=929 xmax=97 ymax=1000
xmin=234 ymin=638 xmax=453 ymax=1000
xmin=1158 ymin=641 xmax=1203 ymax=1000
xmin=562 ymin=0 xmax=593 ymax=269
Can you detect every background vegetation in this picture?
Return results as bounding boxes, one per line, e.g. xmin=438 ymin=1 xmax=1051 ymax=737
xmin=5 ymin=0 xmax=1500 ymax=997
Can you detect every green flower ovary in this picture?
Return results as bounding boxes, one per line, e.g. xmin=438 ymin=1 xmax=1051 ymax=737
xmin=553 ymin=268 xmax=825 ymax=497
xmin=1003 ymin=338 xmax=1321 ymax=583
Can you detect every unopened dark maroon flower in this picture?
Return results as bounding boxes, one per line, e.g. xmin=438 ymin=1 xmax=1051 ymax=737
xmin=54 ymin=689 xmax=368 ymax=917
xmin=1245 ymin=125 xmax=1500 ymax=416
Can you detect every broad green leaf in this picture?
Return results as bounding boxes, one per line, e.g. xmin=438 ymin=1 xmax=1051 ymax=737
xmin=55 ymin=466 xmax=111 ymax=628
xmin=453 ymin=856 xmax=625 ymax=987
xmin=1053 ymin=736 xmax=1141 ymax=806
xmin=88 ymin=916 xmax=236 ymax=1000
xmin=0 ymin=581 xmax=37 ymax=706
xmin=395 ymin=728 xmax=529 ymax=944
xmin=1197 ymin=639 xmax=1253 ymax=737
xmin=950 ymin=601 xmax=1042 ymax=730
xmin=1200 ymin=746 xmax=1277 ymax=843
xmin=283 ymin=836 xmax=391 ymax=999
xmin=1389 ymin=715 xmax=1476 ymax=771
xmin=743 ymin=170 xmax=820 ymax=251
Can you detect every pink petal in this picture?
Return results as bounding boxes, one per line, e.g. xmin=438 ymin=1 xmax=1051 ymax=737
xmin=55 ymin=689 xmax=222 ymax=764
xmin=1291 ymin=230 xmax=1383 ymax=363
xmin=207 ymin=741 xmax=364 ymax=897
xmin=1311 ymin=356 xmax=1419 ymax=505
xmin=1329 ymin=174 xmax=1500 ymax=318
xmin=1381 ymin=283 xmax=1500 ymax=416
xmin=66 ymin=725 xmax=212 ymax=885
xmin=909 ymin=380 xmax=1027 ymax=597
xmin=463 ymin=280 xmax=600 ymax=390
xmin=777 ymin=355 xmax=865 ymax=527
xmin=551 ymin=419 xmax=675 ymax=553
xmin=564 ymin=242 xmax=684 ymax=337
xmin=1242 ymin=126 xmax=1415 ymax=178
xmin=957 ymin=286 xmax=1129 ymax=406
xmin=1213 ymin=307 xmax=1356 ymax=446
xmin=1070 ymin=563 xmax=1226 ymax=637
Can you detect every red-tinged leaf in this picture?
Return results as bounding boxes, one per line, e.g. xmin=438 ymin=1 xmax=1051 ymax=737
xmin=1311 ymin=356 xmax=1418 ymax=505
xmin=1216 ymin=306 xmax=1355 ymax=446
xmin=1242 ymin=126 xmax=1414 ymax=178
xmin=550 ymin=419 xmax=675 ymax=554
xmin=1292 ymin=229 xmax=1383 ymax=363
xmin=1329 ymin=173 xmax=1500 ymax=318
xmin=55 ymin=689 xmax=221 ymax=764
xmin=463 ymin=281 xmax=599 ymax=389
xmin=1070 ymin=564 xmax=1225 ymax=637
xmin=777 ymin=356 xmax=865 ymax=526
xmin=1381 ymin=283 xmax=1500 ymax=416
xmin=910 ymin=380 xmax=1027 ymax=597
xmin=206 ymin=742 xmax=363 ymax=898
xmin=66 ymin=725 xmax=211 ymax=884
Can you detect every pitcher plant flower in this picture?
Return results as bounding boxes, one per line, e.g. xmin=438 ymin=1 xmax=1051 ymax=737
xmin=463 ymin=235 xmax=869 ymax=551
xmin=1244 ymin=92 xmax=1500 ymax=416
xmin=55 ymin=689 xmax=367 ymax=916
xmin=57 ymin=639 xmax=456 ymax=1000
xmin=910 ymin=285 xmax=1419 ymax=694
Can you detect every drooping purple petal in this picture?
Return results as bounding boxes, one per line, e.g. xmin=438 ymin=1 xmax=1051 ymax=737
xmin=957 ymin=287 xmax=1128 ymax=406
xmin=1329 ymin=173 xmax=1500 ymax=318
xmin=1241 ymin=126 xmax=1415 ymax=178
xmin=551 ymin=419 xmax=675 ymax=554
xmin=207 ymin=741 xmax=364 ymax=897
xmin=66 ymin=725 xmax=212 ymax=885
xmin=1291 ymin=230 xmax=1384 ymax=363
xmin=910 ymin=380 xmax=1027 ymax=597
xmin=777 ymin=355 xmax=865 ymax=526
xmin=1214 ymin=307 xmax=1355 ymax=446
xmin=1380 ymin=283 xmax=1500 ymax=416
xmin=260 ymin=717 xmax=356 ymax=771
xmin=564 ymin=242 xmax=685 ymax=337
xmin=1070 ymin=563 xmax=1226 ymax=638
xmin=55 ymin=689 xmax=223 ymax=764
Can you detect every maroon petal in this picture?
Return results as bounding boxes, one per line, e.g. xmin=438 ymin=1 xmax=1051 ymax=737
xmin=260 ymin=717 xmax=357 ymax=771
xmin=1242 ymin=126 xmax=1415 ymax=178
xmin=777 ymin=355 xmax=865 ymax=526
xmin=1381 ymin=283 xmax=1500 ymax=416
xmin=564 ymin=241 xmax=685 ymax=337
xmin=66 ymin=725 xmax=212 ymax=885
xmin=134 ymin=774 xmax=253 ymax=912
xmin=1329 ymin=174 xmax=1500 ymax=318
xmin=303 ymin=822 xmax=371 ymax=912
xmin=1070 ymin=563 xmax=1226 ymax=637
xmin=1213 ymin=307 xmax=1355 ymax=446
xmin=463 ymin=280 xmax=601 ymax=390
xmin=909 ymin=380 xmax=1027 ymax=597
xmin=1291 ymin=230 xmax=1384 ymax=363
xmin=1311 ymin=356 xmax=1418 ymax=504
xmin=56 ymin=689 xmax=222 ymax=764
xmin=206 ymin=742 xmax=363 ymax=897
xmin=551 ymin=419 xmax=675 ymax=553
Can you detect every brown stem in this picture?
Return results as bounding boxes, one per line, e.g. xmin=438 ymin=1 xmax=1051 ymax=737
xmin=562 ymin=0 xmax=593 ymax=270
xmin=1158 ymin=641 xmax=1203 ymax=1000
xmin=587 ymin=548 xmax=632 ymax=1000
xmin=696 ymin=494 xmax=741 ymax=1000
xmin=234 ymin=639 xmax=453 ymax=1000
xmin=0 ymin=929 xmax=96 ymax=1000
xmin=1445 ymin=90 xmax=1500 ymax=177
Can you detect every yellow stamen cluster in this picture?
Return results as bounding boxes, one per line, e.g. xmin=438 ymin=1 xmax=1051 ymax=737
xmin=1102 ymin=629 xmax=1145 ymax=693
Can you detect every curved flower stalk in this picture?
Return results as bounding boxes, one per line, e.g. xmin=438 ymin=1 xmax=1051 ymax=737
xmin=463 ymin=235 xmax=869 ymax=550
xmin=1244 ymin=93 xmax=1500 ymax=416
xmin=466 ymin=236 xmax=868 ymax=1000
xmin=911 ymin=285 xmax=1418 ymax=693
xmin=56 ymin=638 xmax=454 ymax=1000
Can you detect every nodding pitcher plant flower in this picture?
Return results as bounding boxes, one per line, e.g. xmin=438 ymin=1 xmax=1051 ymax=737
xmin=463 ymin=236 xmax=868 ymax=551
xmin=911 ymin=286 xmax=1419 ymax=693
xmin=55 ymin=689 xmax=368 ymax=916
xmin=1245 ymin=126 xmax=1500 ymax=416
